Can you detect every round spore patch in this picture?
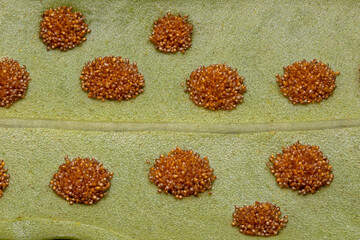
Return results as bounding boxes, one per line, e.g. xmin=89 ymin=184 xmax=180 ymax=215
xmin=0 ymin=57 xmax=31 ymax=107
xmin=80 ymin=56 xmax=145 ymax=101
xmin=232 ymin=201 xmax=288 ymax=237
xmin=268 ymin=142 xmax=333 ymax=194
xmin=276 ymin=59 xmax=339 ymax=104
xmin=149 ymin=12 xmax=193 ymax=53
xmin=49 ymin=156 xmax=113 ymax=205
xmin=148 ymin=147 xmax=216 ymax=199
xmin=186 ymin=64 xmax=246 ymax=110
xmin=0 ymin=160 xmax=9 ymax=197
xmin=40 ymin=6 xmax=90 ymax=51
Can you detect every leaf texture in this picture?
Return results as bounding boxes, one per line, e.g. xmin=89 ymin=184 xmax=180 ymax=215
xmin=0 ymin=0 xmax=359 ymax=239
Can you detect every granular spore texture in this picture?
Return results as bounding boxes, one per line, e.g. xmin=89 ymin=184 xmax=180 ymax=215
xmin=0 ymin=57 xmax=31 ymax=107
xmin=49 ymin=156 xmax=113 ymax=205
xmin=148 ymin=147 xmax=216 ymax=199
xmin=232 ymin=201 xmax=288 ymax=237
xmin=40 ymin=6 xmax=90 ymax=51
xmin=0 ymin=160 xmax=9 ymax=197
xmin=149 ymin=12 xmax=193 ymax=53
xmin=276 ymin=59 xmax=339 ymax=104
xmin=268 ymin=142 xmax=334 ymax=194
xmin=80 ymin=56 xmax=145 ymax=101
xmin=186 ymin=64 xmax=246 ymax=110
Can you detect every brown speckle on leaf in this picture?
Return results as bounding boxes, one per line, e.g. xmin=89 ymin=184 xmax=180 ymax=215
xmin=80 ymin=56 xmax=145 ymax=101
xmin=276 ymin=59 xmax=339 ymax=104
xmin=149 ymin=12 xmax=193 ymax=53
xmin=185 ymin=64 xmax=246 ymax=110
xmin=49 ymin=156 xmax=113 ymax=205
xmin=267 ymin=141 xmax=334 ymax=194
xmin=0 ymin=160 xmax=10 ymax=197
xmin=232 ymin=201 xmax=288 ymax=237
xmin=148 ymin=147 xmax=216 ymax=199
xmin=40 ymin=6 xmax=90 ymax=51
xmin=0 ymin=57 xmax=30 ymax=107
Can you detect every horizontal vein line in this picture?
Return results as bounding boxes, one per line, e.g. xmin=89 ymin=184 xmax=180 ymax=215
xmin=0 ymin=217 xmax=127 ymax=239
xmin=0 ymin=118 xmax=359 ymax=134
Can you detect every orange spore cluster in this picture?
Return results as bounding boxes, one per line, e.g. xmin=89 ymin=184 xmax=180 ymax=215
xmin=49 ymin=156 xmax=113 ymax=205
xmin=149 ymin=12 xmax=193 ymax=53
xmin=148 ymin=147 xmax=216 ymax=199
xmin=0 ymin=160 xmax=9 ymax=197
xmin=40 ymin=6 xmax=90 ymax=51
xmin=80 ymin=56 xmax=145 ymax=101
xmin=0 ymin=57 xmax=30 ymax=107
xmin=276 ymin=59 xmax=339 ymax=104
xmin=186 ymin=64 xmax=246 ymax=110
xmin=268 ymin=142 xmax=334 ymax=194
xmin=232 ymin=201 xmax=288 ymax=236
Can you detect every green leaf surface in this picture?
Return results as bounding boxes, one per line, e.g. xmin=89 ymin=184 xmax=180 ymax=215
xmin=0 ymin=0 xmax=359 ymax=239
xmin=0 ymin=128 xmax=359 ymax=239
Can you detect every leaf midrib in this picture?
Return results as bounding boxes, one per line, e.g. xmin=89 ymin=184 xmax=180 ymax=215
xmin=0 ymin=117 xmax=359 ymax=134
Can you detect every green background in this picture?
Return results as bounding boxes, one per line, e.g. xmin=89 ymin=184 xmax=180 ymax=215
xmin=0 ymin=0 xmax=359 ymax=239
xmin=1 ymin=0 xmax=360 ymax=124
xmin=0 ymin=128 xmax=359 ymax=239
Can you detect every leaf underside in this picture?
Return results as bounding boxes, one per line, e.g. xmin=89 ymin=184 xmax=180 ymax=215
xmin=0 ymin=0 xmax=359 ymax=239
